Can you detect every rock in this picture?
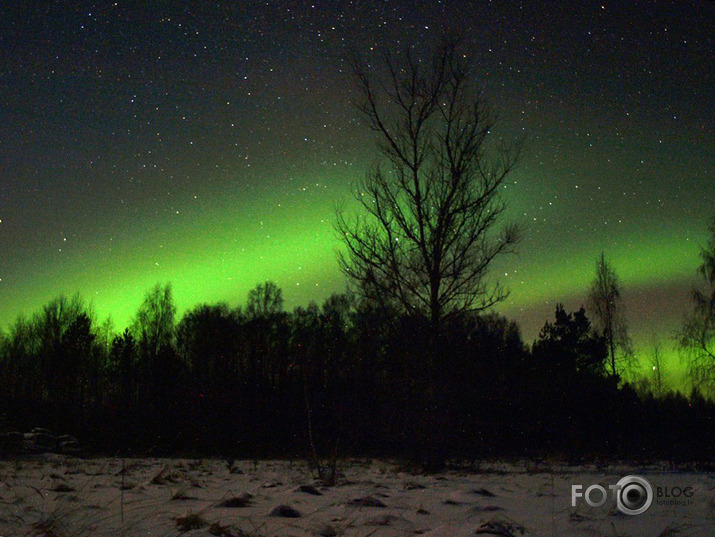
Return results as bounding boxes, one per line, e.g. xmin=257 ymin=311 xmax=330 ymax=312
xmin=347 ymin=495 xmax=387 ymax=508
xmin=175 ymin=513 xmax=207 ymax=532
xmin=474 ymin=520 xmax=525 ymax=536
xmin=52 ymin=483 xmax=76 ymax=493
xmin=403 ymin=481 xmax=426 ymax=490
xmin=269 ymin=504 xmax=301 ymax=518
xmin=170 ymin=489 xmax=197 ymax=501
xmin=471 ymin=505 xmax=503 ymax=513
xmin=150 ymin=465 xmax=179 ymax=485
xmin=317 ymin=525 xmax=339 ymax=537
xmin=217 ymin=493 xmax=253 ymax=508
xmin=472 ymin=487 xmax=496 ymax=497
xmin=297 ymin=484 xmax=323 ymax=496
xmin=366 ymin=514 xmax=401 ymax=526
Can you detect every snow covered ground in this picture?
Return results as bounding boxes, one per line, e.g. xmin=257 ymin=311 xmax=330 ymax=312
xmin=0 ymin=457 xmax=712 ymax=536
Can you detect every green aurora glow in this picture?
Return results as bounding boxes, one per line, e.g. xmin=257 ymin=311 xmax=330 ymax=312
xmin=1 ymin=168 xmax=708 ymax=391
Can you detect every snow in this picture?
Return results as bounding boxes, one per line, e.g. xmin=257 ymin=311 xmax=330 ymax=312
xmin=0 ymin=457 xmax=712 ymax=536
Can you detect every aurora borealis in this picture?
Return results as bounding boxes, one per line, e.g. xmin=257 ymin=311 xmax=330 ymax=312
xmin=1 ymin=1 xmax=712 ymax=388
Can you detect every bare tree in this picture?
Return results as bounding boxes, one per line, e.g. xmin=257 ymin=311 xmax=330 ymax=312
xmin=33 ymin=294 xmax=93 ymax=406
xmin=337 ymin=38 xmax=519 ymax=358
xmin=679 ymin=217 xmax=715 ymax=397
xmin=132 ymin=282 xmax=176 ymax=360
xmin=587 ymin=252 xmax=633 ymax=378
xmin=246 ymin=281 xmax=284 ymax=319
xmin=647 ymin=335 xmax=668 ymax=398
xmin=131 ymin=282 xmax=178 ymax=412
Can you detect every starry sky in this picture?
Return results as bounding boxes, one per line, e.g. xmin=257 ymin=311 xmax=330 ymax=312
xmin=1 ymin=1 xmax=713 ymax=387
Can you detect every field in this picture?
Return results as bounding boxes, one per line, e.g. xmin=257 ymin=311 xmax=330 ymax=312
xmin=0 ymin=456 xmax=712 ymax=537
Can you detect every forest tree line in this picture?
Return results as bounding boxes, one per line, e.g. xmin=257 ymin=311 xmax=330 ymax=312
xmin=0 ymin=280 xmax=712 ymax=462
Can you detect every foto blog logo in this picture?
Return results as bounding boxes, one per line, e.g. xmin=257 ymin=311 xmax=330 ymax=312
xmin=571 ymin=475 xmax=654 ymax=516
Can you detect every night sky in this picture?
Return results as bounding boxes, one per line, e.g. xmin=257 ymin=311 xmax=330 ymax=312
xmin=1 ymin=1 xmax=713 ymax=387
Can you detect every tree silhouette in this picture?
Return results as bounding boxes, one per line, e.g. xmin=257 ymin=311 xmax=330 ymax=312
xmin=33 ymin=294 xmax=91 ymax=407
xmin=59 ymin=312 xmax=95 ymax=412
xmin=680 ymin=217 xmax=715 ymax=396
xmin=109 ymin=328 xmax=139 ymax=409
xmin=531 ymin=305 xmax=616 ymax=453
xmin=337 ymin=38 xmax=519 ymax=366
xmin=587 ymin=252 xmax=633 ymax=378
xmin=131 ymin=283 xmax=177 ymax=413
xmin=0 ymin=280 xmax=713 ymax=459
xmin=2 ymin=315 xmax=37 ymax=401
xmin=646 ymin=335 xmax=668 ymax=398
xmin=132 ymin=283 xmax=176 ymax=361
xmin=532 ymin=304 xmax=607 ymax=377
xmin=245 ymin=281 xmax=284 ymax=319
xmin=177 ymin=303 xmax=241 ymax=399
